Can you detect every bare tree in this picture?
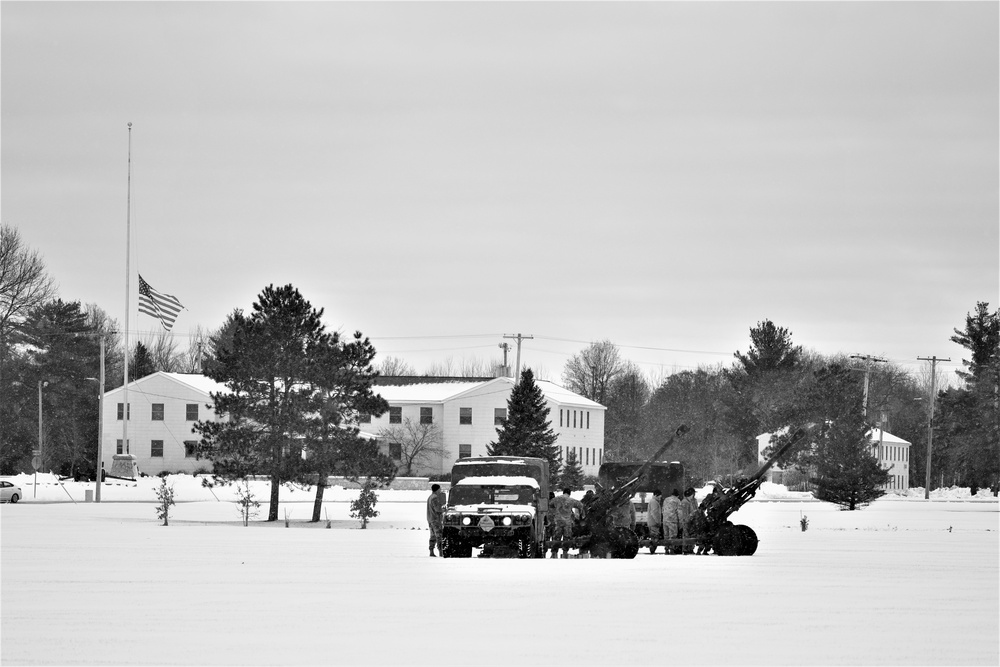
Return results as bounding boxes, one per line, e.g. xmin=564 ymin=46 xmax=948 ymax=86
xmin=378 ymin=356 xmax=416 ymax=376
xmin=425 ymin=357 xmax=457 ymax=376
xmin=84 ymin=303 xmax=124 ymax=390
xmin=377 ymin=418 xmax=446 ymax=476
xmin=0 ymin=224 xmax=56 ymax=382
xmin=561 ymin=339 xmax=624 ymax=404
xmin=141 ymin=330 xmax=181 ymax=373
xmin=175 ymin=325 xmax=211 ymax=373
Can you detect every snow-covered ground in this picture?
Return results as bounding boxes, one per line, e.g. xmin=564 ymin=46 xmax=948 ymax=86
xmin=1 ymin=474 xmax=997 ymax=666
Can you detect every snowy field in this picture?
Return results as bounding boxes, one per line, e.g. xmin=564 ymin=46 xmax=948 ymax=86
xmin=1 ymin=474 xmax=997 ymax=666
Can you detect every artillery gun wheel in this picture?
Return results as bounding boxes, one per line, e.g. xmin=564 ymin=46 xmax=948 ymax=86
xmin=734 ymin=525 xmax=758 ymax=556
xmin=712 ymin=522 xmax=742 ymax=556
xmin=610 ymin=527 xmax=640 ymax=559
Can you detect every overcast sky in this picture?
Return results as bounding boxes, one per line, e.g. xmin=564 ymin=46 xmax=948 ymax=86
xmin=2 ymin=1 xmax=997 ymax=383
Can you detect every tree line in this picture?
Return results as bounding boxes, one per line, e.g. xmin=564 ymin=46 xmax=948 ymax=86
xmin=3 ymin=223 xmax=996 ymax=502
xmin=561 ymin=314 xmax=999 ymax=497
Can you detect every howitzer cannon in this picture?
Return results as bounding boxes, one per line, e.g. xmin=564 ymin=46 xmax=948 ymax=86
xmin=547 ymin=424 xmax=689 ymax=558
xmin=690 ymin=426 xmax=812 ymax=556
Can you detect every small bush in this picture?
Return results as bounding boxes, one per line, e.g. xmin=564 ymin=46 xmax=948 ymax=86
xmin=800 ymin=513 xmax=809 ymax=532
xmin=155 ymin=478 xmax=176 ymax=526
xmin=349 ymin=481 xmax=380 ymax=529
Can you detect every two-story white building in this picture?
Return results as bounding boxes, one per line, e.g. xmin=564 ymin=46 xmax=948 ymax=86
xmin=756 ymin=427 xmax=912 ymax=491
xmin=365 ymin=376 xmax=606 ymax=477
xmin=101 ymin=372 xmax=226 ymax=475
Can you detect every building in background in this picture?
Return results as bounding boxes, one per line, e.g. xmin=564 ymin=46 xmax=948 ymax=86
xmin=101 ymin=372 xmax=225 ymax=475
xmin=367 ymin=376 xmax=606 ymax=477
xmin=756 ymin=428 xmax=911 ymax=492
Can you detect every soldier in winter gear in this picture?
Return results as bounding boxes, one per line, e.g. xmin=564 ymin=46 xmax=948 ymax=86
xmin=662 ymin=489 xmax=682 ymax=550
xmin=549 ymin=488 xmax=585 ymax=558
xmin=427 ymin=484 xmax=446 ymax=556
xmin=646 ymin=489 xmax=663 ymax=553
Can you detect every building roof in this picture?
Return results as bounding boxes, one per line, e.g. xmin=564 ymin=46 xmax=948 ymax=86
xmin=374 ymin=375 xmax=605 ymax=409
xmin=104 ymin=372 xmax=229 ymax=399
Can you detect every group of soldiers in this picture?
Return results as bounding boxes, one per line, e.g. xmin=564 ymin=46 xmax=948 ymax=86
xmin=645 ymin=486 xmax=707 ymax=553
xmin=544 ymin=483 xmax=727 ymax=557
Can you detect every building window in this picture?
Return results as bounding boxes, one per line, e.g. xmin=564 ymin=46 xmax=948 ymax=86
xmin=459 ymin=444 xmax=472 ymax=459
xmin=420 ymin=407 xmax=433 ymax=425
xmin=389 ymin=406 xmax=402 ymax=424
xmin=186 ymin=404 xmax=199 ymax=421
xmin=116 ymin=403 xmax=130 ymax=420
xmin=560 ymin=409 xmax=563 ymax=427
xmin=389 ymin=443 xmax=402 ymax=460
xmin=573 ymin=411 xmax=577 ymax=428
xmin=459 ymin=407 xmax=472 ymax=425
xmin=587 ymin=412 xmax=590 ymax=429
xmin=184 ymin=441 xmax=197 ymax=458
xmin=494 ymin=408 xmax=506 ymax=425
xmin=151 ymin=440 xmax=164 ymax=457
xmin=116 ymin=439 xmax=129 ymax=454
xmin=151 ymin=403 xmax=164 ymax=421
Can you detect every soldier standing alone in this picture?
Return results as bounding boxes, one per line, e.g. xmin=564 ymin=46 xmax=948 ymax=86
xmin=427 ymin=483 xmax=447 ymax=557
xmin=646 ymin=489 xmax=663 ymax=553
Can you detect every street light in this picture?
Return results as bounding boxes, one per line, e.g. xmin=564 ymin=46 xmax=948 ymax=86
xmin=35 ymin=380 xmax=49 ymax=499
xmin=84 ymin=335 xmax=106 ymax=502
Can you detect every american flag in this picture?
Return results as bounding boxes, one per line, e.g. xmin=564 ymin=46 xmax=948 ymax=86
xmin=138 ymin=274 xmax=184 ymax=331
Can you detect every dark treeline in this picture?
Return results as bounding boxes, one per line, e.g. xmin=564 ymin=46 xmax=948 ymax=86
xmin=563 ymin=311 xmax=999 ymax=495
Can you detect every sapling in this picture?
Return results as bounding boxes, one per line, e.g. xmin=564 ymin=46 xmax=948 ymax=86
xmin=800 ymin=513 xmax=809 ymax=532
xmin=234 ymin=479 xmax=259 ymax=527
xmin=155 ymin=478 xmax=176 ymax=526
xmin=349 ymin=481 xmax=380 ymax=529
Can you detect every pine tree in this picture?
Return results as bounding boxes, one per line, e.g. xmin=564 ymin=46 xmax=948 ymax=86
xmin=488 ymin=368 xmax=561 ymax=486
xmin=560 ymin=449 xmax=584 ymax=490
xmin=303 ymin=330 xmax=393 ymax=522
xmin=801 ymin=364 xmax=890 ymax=510
xmin=196 ymin=284 xmax=325 ymax=521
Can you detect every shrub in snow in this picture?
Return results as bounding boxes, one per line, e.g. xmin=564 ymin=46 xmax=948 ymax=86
xmin=350 ymin=482 xmax=380 ymax=529
xmin=800 ymin=514 xmax=809 ymax=532
xmin=155 ymin=478 xmax=176 ymax=526
xmin=234 ymin=479 xmax=259 ymax=527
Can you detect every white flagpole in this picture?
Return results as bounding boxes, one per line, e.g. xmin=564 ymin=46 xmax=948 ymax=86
xmin=120 ymin=123 xmax=132 ymax=469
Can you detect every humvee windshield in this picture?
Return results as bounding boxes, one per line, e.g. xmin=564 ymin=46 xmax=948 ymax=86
xmin=449 ymin=485 xmax=536 ymax=506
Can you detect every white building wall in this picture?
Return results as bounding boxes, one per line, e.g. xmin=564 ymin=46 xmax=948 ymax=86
xmin=369 ymin=378 xmax=606 ymax=477
xmin=102 ymin=374 xmax=218 ymax=475
xmin=553 ymin=404 xmax=605 ymax=477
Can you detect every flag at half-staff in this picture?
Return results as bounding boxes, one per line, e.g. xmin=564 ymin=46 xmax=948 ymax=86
xmin=138 ymin=273 xmax=184 ymax=331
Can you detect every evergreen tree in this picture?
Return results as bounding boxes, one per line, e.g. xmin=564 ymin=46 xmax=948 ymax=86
xmin=560 ymin=449 xmax=584 ymax=489
xmin=18 ymin=300 xmax=102 ymax=478
xmin=303 ymin=330 xmax=394 ymax=522
xmin=488 ymin=368 xmax=561 ymax=486
xmin=793 ymin=364 xmax=890 ymax=510
xmin=196 ymin=284 xmax=325 ymax=521
xmin=725 ymin=320 xmax=806 ymax=466
xmin=935 ymin=302 xmax=1000 ymax=491
xmin=129 ymin=341 xmax=157 ymax=379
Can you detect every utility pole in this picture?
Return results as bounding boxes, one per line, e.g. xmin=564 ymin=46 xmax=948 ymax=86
xmin=850 ymin=354 xmax=887 ymax=417
xmin=503 ymin=333 xmax=533 ymax=383
xmin=498 ymin=342 xmax=511 ymax=378
xmin=917 ymin=355 xmax=950 ymax=500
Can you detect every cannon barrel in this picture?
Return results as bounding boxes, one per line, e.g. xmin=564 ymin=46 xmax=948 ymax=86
xmin=703 ymin=426 xmax=812 ymax=528
xmin=585 ymin=424 xmax=688 ymax=523
xmin=749 ymin=426 xmax=807 ymax=485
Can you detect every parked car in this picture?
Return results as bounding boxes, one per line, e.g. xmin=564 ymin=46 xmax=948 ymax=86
xmin=1 ymin=480 xmax=22 ymax=503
